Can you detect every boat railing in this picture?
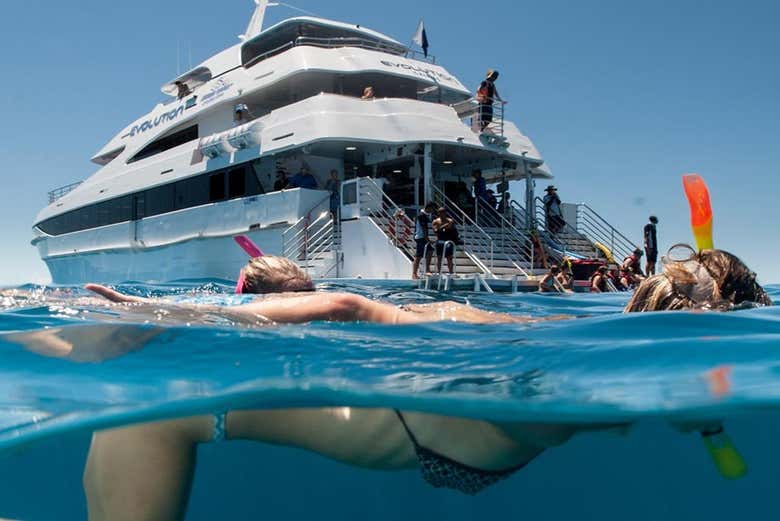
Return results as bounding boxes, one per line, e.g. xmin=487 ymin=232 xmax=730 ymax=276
xmin=472 ymin=197 xmax=533 ymax=277
xmin=47 ymin=181 xmax=83 ymax=204
xmin=527 ymin=197 xmax=637 ymax=264
xmin=357 ymin=177 xmax=418 ymax=261
xmin=281 ymin=193 xmax=338 ymax=276
xmin=576 ymin=202 xmax=638 ymax=262
xmin=244 ymin=35 xmax=434 ymax=69
xmin=431 ymin=185 xmax=499 ymax=278
xmin=450 ymin=96 xmax=506 ymax=137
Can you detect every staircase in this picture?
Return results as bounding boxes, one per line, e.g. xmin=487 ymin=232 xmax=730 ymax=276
xmin=282 ymin=211 xmax=340 ymax=278
xmin=432 ymin=186 xmax=535 ymax=279
xmin=358 ymin=178 xmax=489 ymax=276
xmin=511 ymin=198 xmax=638 ymax=266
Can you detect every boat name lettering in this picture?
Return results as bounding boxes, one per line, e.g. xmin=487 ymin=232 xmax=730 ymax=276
xmin=379 ymin=60 xmax=453 ymax=82
xmin=122 ymin=106 xmax=185 ymax=139
xmin=201 ymin=79 xmax=233 ymax=106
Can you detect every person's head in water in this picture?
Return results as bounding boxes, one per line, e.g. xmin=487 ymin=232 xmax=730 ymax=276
xmin=239 ymin=256 xmax=315 ymax=294
xmin=625 ymin=247 xmax=772 ymax=312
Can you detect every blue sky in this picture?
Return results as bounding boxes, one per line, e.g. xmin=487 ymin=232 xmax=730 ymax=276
xmin=0 ymin=0 xmax=777 ymax=285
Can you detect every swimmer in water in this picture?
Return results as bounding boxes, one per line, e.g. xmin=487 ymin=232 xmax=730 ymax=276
xmin=18 ymin=249 xmax=771 ymax=519
xmin=624 ymin=246 xmax=771 ymax=312
xmin=70 ymin=255 xmax=612 ymax=520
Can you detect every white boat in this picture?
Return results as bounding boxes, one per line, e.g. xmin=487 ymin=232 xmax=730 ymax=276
xmin=32 ymin=1 xmax=635 ymax=287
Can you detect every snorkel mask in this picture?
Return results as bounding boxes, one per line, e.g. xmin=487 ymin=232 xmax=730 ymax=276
xmin=661 ymin=244 xmax=721 ymax=309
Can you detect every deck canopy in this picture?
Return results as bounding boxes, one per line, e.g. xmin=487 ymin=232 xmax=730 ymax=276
xmin=161 ymin=66 xmax=213 ymax=97
xmin=241 ymin=17 xmax=408 ymax=68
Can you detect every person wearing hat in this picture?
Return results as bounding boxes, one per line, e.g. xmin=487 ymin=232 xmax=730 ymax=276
xmin=644 ymin=215 xmax=659 ymax=275
xmin=542 ymin=185 xmax=565 ymax=234
xmin=476 ymin=69 xmax=504 ymax=131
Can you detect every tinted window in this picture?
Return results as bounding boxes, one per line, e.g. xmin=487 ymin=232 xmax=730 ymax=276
xmin=209 ymin=172 xmax=225 ymax=202
xmin=228 ymin=167 xmax=246 ymax=199
xmin=146 ymin=184 xmax=176 ymax=216
xmin=128 ymin=125 xmax=199 ymax=164
xmin=175 ymin=176 xmax=209 ymax=210
xmin=37 ymin=160 xmax=267 ymax=236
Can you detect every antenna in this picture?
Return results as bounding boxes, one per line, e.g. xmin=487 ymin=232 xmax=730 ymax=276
xmin=176 ymin=39 xmax=180 ymax=75
xmin=239 ymin=1 xmax=320 ymax=41
xmin=241 ymin=0 xmax=271 ymax=41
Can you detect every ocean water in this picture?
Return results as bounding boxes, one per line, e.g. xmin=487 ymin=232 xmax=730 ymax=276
xmin=1 ymin=282 xmax=780 ymax=520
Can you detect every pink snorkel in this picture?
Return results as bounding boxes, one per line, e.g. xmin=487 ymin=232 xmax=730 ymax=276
xmin=233 ymin=235 xmax=264 ymax=294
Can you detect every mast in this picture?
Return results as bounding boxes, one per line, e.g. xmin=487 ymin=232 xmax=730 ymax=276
xmin=242 ymin=0 xmax=271 ymax=41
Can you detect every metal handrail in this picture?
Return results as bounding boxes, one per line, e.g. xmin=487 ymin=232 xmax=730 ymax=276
xmin=577 ymin=203 xmax=638 ymax=261
xmin=244 ymin=35 xmax=434 ymax=69
xmin=47 ymin=181 xmax=83 ymax=203
xmin=453 ymin=96 xmax=506 ymax=136
xmin=473 ymin=198 xmax=534 ymax=273
xmin=431 ymin=186 xmax=499 ymax=278
xmin=531 ymin=197 xmax=605 ymax=265
xmin=527 ymin=197 xmax=638 ymax=264
xmin=358 ymin=178 xmax=418 ymax=260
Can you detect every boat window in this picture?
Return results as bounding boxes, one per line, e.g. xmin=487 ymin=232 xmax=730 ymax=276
xmin=128 ymin=125 xmax=199 ymax=164
xmin=36 ymin=160 xmax=271 ymax=236
xmin=175 ymin=176 xmax=210 ymax=210
xmin=242 ymin=22 xmax=406 ymax=68
xmin=228 ymin=167 xmax=246 ymax=198
xmin=146 ymin=184 xmax=176 ymax=216
xmin=209 ymin=172 xmax=226 ymax=202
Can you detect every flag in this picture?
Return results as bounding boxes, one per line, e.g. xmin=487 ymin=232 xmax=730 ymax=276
xmin=412 ymin=20 xmax=429 ymax=57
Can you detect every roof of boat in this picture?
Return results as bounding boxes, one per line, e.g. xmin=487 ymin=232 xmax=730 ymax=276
xmin=251 ymin=16 xmax=405 ymax=47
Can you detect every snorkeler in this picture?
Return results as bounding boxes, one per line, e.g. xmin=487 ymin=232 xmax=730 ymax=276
xmin=76 ymin=254 xmax=612 ymax=520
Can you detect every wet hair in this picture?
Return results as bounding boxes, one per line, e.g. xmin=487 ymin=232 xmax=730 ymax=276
xmin=241 ymin=255 xmax=315 ymax=294
xmin=624 ymin=249 xmax=771 ymax=312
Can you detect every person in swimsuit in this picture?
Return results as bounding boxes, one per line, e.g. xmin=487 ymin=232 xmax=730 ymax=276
xmin=538 ymin=265 xmax=563 ymax=292
xmin=69 ymin=248 xmax=770 ymax=520
xmin=432 ymin=207 xmax=458 ymax=274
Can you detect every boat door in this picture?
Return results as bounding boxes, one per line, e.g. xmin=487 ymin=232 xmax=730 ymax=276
xmin=340 ymin=179 xmax=360 ymax=219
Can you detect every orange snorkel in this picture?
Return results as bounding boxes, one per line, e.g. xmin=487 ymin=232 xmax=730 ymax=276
xmin=681 ymin=174 xmax=747 ymax=479
xmin=682 ymin=174 xmax=714 ymax=251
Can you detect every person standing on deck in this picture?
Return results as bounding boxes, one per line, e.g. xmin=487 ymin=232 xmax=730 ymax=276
xmin=412 ymin=202 xmax=436 ymax=279
xmin=325 ymin=170 xmax=341 ymax=222
xmin=433 ymin=207 xmax=458 ymax=275
xmin=644 ymin=215 xmax=659 ymax=275
xmin=476 ymin=69 xmax=504 ymax=131
xmin=543 ymin=185 xmax=565 ymax=234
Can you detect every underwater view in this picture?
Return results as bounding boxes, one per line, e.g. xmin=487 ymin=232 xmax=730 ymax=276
xmin=2 ymin=281 xmax=780 ymax=520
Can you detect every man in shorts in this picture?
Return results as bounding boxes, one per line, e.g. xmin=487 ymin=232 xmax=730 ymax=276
xmin=644 ymin=215 xmax=659 ymax=275
xmin=412 ymin=202 xmax=436 ymax=279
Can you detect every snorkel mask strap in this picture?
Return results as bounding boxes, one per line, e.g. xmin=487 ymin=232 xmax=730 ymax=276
xmin=661 ymin=244 xmax=721 ymax=307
